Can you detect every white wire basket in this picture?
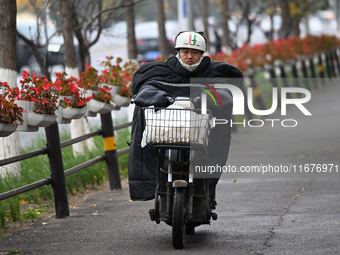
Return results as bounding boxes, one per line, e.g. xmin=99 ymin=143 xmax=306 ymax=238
xmin=143 ymin=106 xmax=211 ymax=147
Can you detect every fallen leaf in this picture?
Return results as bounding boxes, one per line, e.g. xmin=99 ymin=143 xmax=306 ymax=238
xmin=42 ymin=223 xmax=48 ymax=225
xmin=19 ymin=200 xmax=28 ymax=205
xmin=91 ymin=204 xmax=97 ymax=207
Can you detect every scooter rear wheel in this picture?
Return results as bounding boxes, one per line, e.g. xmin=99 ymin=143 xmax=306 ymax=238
xmin=172 ymin=187 xmax=186 ymax=249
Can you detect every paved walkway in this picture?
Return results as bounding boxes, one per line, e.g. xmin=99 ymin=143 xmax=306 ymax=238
xmin=1 ymin=78 xmax=340 ymax=254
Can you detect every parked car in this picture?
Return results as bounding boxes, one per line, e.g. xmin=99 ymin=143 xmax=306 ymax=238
xmin=135 ymin=20 xmax=178 ymax=61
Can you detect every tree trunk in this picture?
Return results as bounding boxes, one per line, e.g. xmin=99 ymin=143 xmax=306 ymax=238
xmin=71 ymin=5 xmax=90 ymax=73
xmin=269 ymin=13 xmax=274 ymax=40
xmin=292 ymin=16 xmax=301 ymax=37
xmin=155 ymin=0 xmax=170 ymax=58
xmin=0 ymin=0 xmax=20 ymax=176
xmin=279 ymin=0 xmax=291 ymax=38
xmin=244 ymin=1 xmax=252 ymax=45
xmin=268 ymin=0 xmax=276 ymax=40
xmin=202 ymin=0 xmax=210 ymax=53
xmin=126 ymin=0 xmax=137 ymax=60
xmin=59 ymin=0 xmax=95 ymax=156
xmin=60 ymin=0 xmax=78 ymax=72
xmin=221 ymin=0 xmax=232 ymax=55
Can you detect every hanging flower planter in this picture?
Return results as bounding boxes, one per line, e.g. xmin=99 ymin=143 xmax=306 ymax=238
xmin=114 ymin=94 xmax=131 ymax=107
xmin=27 ymin=112 xmax=57 ymax=127
xmin=57 ymin=106 xmax=87 ymax=124
xmin=11 ymin=71 xmax=60 ymax=131
xmin=98 ymin=56 xmax=137 ymax=109
xmin=0 ymin=123 xmax=18 ymax=137
xmin=15 ymin=100 xmax=57 ymax=132
xmin=59 ymin=95 xmax=75 ymax=105
xmin=63 ymin=106 xmax=88 ymax=119
xmin=84 ymin=89 xmax=115 ymax=116
xmin=99 ymin=83 xmax=119 ymax=98
xmin=0 ymin=81 xmax=24 ymax=135
xmin=87 ymin=99 xmax=116 ymax=116
xmin=56 ymin=95 xmax=87 ymax=124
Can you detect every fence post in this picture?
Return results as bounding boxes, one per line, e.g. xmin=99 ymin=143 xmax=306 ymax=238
xmin=291 ymin=61 xmax=303 ymax=98
xmin=333 ymin=49 xmax=340 ymax=75
xmin=267 ymin=65 xmax=281 ymax=108
xmin=328 ymin=51 xmax=337 ymax=77
xmin=242 ymin=71 xmax=254 ymax=121
xmin=248 ymin=71 xmax=266 ymax=111
xmin=279 ymin=63 xmax=289 ymax=88
xmin=300 ymin=57 xmax=311 ymax=91
xmin=325 ymin=51 xmax=334 ymax=78
xmin=308 ymin=55 xmax=318 ymax=89
xmin=45 ymin=122 xmax=70 ymax=218
xmin=318 ymin=54 xmax=325 ymax=84
xmin=100 ymin=112 xmax=122 ymax=190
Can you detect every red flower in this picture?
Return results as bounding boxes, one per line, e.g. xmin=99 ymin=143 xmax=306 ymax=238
xmin=0 ymin=81 xmax=24 ymax=125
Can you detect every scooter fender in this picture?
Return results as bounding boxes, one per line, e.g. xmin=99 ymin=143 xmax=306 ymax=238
xmin=172 ymin=180 xmax=188 ymax=188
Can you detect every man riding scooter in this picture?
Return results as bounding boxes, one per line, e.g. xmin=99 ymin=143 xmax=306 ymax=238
xmin=128 ymin=31 xmax=243 ymax=206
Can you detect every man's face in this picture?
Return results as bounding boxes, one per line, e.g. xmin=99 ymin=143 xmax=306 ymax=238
xmin=179 ymin=48 xmax=202 ymax=65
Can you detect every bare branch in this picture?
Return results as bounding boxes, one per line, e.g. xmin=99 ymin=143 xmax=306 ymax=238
xmin=17 ymin=30 xmax=35 ymax=48
xmin=82 ymin=0 xmax=146 ymax=31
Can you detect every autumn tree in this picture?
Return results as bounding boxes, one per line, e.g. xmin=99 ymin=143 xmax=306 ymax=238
xmin=279 ymin=0 xmax=291 ymax=38
xmin=291 ymin=0 xmax=329 ymax=37
xmin=279 ymin=0 xmax=329 ymax=38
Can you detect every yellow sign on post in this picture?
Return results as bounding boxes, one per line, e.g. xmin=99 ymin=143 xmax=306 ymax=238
xmin=103 ymin=136 xmax=116 ymax=151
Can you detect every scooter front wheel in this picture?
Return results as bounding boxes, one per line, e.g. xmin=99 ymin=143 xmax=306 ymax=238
xmin=172 ymin=187 xmax=186 ymax=249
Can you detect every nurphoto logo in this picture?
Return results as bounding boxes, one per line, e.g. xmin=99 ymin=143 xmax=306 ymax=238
xmin=196 ymin=81 xmax=312 ymax=128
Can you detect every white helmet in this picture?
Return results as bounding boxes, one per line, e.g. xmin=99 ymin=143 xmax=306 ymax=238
xmin=175 ymin=31 xmax=207 ymax=53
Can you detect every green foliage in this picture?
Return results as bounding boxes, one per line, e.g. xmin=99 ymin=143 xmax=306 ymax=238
xmin=289 ymin=0 xmax=329 ymax=19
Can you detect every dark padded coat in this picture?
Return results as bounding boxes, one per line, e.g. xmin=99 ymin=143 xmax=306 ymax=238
xmin=128 ymin=56 xmax=243 ymax=201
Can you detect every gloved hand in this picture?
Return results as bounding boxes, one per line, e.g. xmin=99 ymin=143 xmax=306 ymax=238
xmin=133 ymin=87 xmax=174 ymax=107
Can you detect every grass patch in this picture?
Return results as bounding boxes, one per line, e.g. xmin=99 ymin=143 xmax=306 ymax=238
xmin=5 ymin=250 xmax=22 ymax=254
xmin=0 ymin=122 xmax=130 ymax=230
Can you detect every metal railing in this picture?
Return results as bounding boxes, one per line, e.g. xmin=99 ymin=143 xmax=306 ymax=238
xmin=0 ymin=112 xmax=131 ymax=218
xmin=237 ymin=48 xmax=340 ymax=122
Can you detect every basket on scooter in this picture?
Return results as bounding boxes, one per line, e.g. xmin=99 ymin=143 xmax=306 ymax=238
xmin=143 ymin=106 xmax=211 ymax=147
